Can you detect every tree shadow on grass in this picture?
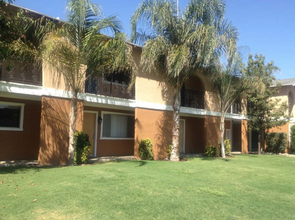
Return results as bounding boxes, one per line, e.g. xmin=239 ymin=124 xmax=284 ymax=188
xmin=0 ymin=165 xmax=63 ymax=175
xmin=201 ymin=157 xmax=232 ymax=162
xmin=91 ymin=159 xmax=148 ymax=167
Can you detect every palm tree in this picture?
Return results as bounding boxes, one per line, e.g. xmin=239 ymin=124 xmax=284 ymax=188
xmin=131 ymin=0 xmax=238 ymax=161
xmin=211 ymin=50 xmax=251 ymax=157
xmin=41 ymin=0 xmax=135 ymax=165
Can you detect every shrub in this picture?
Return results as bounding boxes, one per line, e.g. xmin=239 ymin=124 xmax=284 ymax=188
xmin=266 ymin=132 xmax=287 ymax=153
xmin=74 ymin=131 xmax=91 ymax=164
xmin=224 ymin=140 xmax=231 ymax=156
xmin=291 ymin=125 xmax=295 ymax=153
xmin=218 ymin=140 xmax=231 ymax=156
xmin=139 ymin=138 xmax=154 ymax=160
xmin=167 ymin=145 xmax=172 ymax=159
xmin=204 ymin=145 xmax=219 ymax=157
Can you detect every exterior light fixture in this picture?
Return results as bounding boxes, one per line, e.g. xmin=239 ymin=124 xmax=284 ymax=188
xmin=98 ymin=116 xmax=103 ymax=124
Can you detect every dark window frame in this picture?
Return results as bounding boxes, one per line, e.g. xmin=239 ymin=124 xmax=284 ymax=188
xmin=0 ymin=102 xmax=24 ymax=131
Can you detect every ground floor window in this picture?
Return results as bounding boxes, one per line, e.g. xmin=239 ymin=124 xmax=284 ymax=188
xmin=101 ymin=112 xmax=134 ymax=139
xmin=0 ymin=101 xmax=24 ymax=131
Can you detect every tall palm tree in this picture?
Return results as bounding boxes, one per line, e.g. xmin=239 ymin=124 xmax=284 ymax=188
xmin=211 ymin=50 xmax=251 ymax=157
xmin=41 ymin=0 xmax=135 ymax=165
xmin=131 ymin=0 xmax=238 ymax=161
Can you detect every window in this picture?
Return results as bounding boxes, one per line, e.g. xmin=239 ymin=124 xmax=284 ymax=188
xmin=0 ymin=102 xmax=24 ymax=131
xmin=104 ymin=72 xmax=131 ymax=85
xmin=101 ymin=112 xmax=134 ymax=139
xmin=226 ymin=129 xmax=231 ymax=140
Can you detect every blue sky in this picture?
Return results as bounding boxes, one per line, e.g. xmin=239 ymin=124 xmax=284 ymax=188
xmin=14 ymin=0 xmax=295 ymax=79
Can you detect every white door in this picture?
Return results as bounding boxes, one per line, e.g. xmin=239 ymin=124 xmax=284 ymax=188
xmin=179 ymin=120 xmax=185 ymax=153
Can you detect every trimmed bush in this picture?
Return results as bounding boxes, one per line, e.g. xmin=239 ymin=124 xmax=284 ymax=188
xmin=224 ymin=140 xmax=231 ymax=156
xmin=266 ymin=132 xmax=287 ymax=153
xmin=74 ymin=131 xmax=91 ymax=164
xmin=167 ymin=145 xmax=172 ymax=159
xmin=291 ymin=125 xmax=295 ymax=153
xmin=139 ymin=138 xmax=154 ymax=160
xmin=205 ymin=145 xmax=220 ymax=157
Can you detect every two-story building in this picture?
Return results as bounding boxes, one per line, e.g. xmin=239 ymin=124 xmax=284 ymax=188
xmin=1 ymin=4 xmax=252 ymax=164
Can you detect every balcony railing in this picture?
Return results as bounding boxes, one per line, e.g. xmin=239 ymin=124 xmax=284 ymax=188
xmin=85 ymin=76 xmax=135 ymax=100
xmin=181 ymin=89 xmax=204 ymax=109
xmin=227 ymin=101 xmax=242 ymax=114
xmin=0 ymin=63 xmax=42 ymax=86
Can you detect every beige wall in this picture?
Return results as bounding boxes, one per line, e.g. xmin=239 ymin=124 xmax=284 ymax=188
xmin=272 ymin=85 xmax=295 ymax=117
xmin=42 ymin=62 xmax=86 ymax=92
xmin=42 ymin=63 xmax=69 ymax=91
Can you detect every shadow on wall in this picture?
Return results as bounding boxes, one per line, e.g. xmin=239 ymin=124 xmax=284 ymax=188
xmin=38 ymin=97 xmax=83 ymax=165
xmin=160 ymin=81 xmax=174 ymax=106
xmin=154 ymin=111 xmax=173 ymax=160
xmin=43 ymin=64 xmax=72 ymax=91
xmin=204 ymin=116 xmax=220 ymax=148
xmin=134 ymin=117 xmax=142 ymax=158
xmin=38 ymin=97 xmax=70 ymax=165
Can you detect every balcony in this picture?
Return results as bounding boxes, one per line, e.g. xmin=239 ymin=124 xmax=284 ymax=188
xmin=181 ymin=89 xmax=204 ymax=109
xmin=0 ymin=63 xmax=42 ymax=86
xmin=85 ymin=75 xmax=135 ymax=100
xmin=227 ymin=101 xmax=242 ymax=114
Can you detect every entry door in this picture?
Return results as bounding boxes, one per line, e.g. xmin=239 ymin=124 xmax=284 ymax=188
xmin=251 ymin=131 xmax=259 ymax=151
xmin=232 ymin=121 xmax=241 ymax=152
xmin=83 ymin=112 xmax=97 ymax=156
xmin=179 ymin=120 xmax=185 ymax=153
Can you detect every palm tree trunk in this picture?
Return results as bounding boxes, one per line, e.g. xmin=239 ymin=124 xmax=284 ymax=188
xmin=68 ymin=90 xmax=78 ymax=165
xmin=171 ymin=86 xmax=181 ymax=162
xmin=258 ymin=131 xmax=261 ymax=155
xmin=220 ymin=112 xmax=226 ymax=158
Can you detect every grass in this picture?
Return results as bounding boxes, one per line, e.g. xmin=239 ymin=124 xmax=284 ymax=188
xmin=1 ymin=155 xmax=295 ymax=220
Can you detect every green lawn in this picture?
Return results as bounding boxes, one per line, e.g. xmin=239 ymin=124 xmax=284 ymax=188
xmin=1 ymin=155 xmax=295 ymax=220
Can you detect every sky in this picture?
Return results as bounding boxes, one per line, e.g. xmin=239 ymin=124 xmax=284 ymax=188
xmin=13 ymin=0 xmax=295 ymax=79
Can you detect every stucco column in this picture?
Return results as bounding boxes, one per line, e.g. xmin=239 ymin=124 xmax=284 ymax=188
xmin=204 ymin=116 xmax=220 ymax=148
xmin=38 ymin=96 xmax=84 ymax=165
xmin=241 ymin=120 xmax=248 ymax=154
xmin=134 ymin=107 xmax=173 ymax=160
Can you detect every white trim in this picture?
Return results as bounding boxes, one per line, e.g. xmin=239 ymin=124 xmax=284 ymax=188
xmin=0 ymin=81 xmax=247 ymax=120
xmin=226 ymin=129 xmax=231 ymax=140
xmin=180 ymin=119 xmax=185 ymax=153
xmin=100 ymin=111 xmax=135 ymax=140
xmin=0 ymin=101 xmax=25 ymax=131
xmin=84 ymin=110 xmax=98 ymax=157
xmin=230 ymin=120 xmax=233 ymax=151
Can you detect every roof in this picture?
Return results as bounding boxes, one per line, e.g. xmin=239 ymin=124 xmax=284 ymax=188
xmin=3 ymin=3 xmax=143 ymax=49
xmin=271 ymin=78 xmax=295 ymax=87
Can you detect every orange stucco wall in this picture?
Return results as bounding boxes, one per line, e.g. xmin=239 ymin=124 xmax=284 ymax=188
xmin=84 ymin=106 xmax=134 ymax=157
xmin=38 ymin=96 xmax=84 ymax=165
xmin=267 ymin=122 xmax=290 ymax=152
xmin=0 ymin=97 xmax=41 ymax=160
xmin=135 ymin=108 xmax=237 ymax=159
xmin=204 ymin=116 xmax=220 ymax=147
xmin=135 ymin=108 xmax=173 ymax=160
xmin=241 ymin=120 xmax=248 ymax=154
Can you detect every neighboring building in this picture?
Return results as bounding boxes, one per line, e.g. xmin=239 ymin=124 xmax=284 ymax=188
xmin=0 ymin=4 xmax=257 ymax=164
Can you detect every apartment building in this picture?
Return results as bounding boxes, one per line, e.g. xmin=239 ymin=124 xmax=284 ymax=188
xmin=2 ymin=4 xmax=282 ymax=164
